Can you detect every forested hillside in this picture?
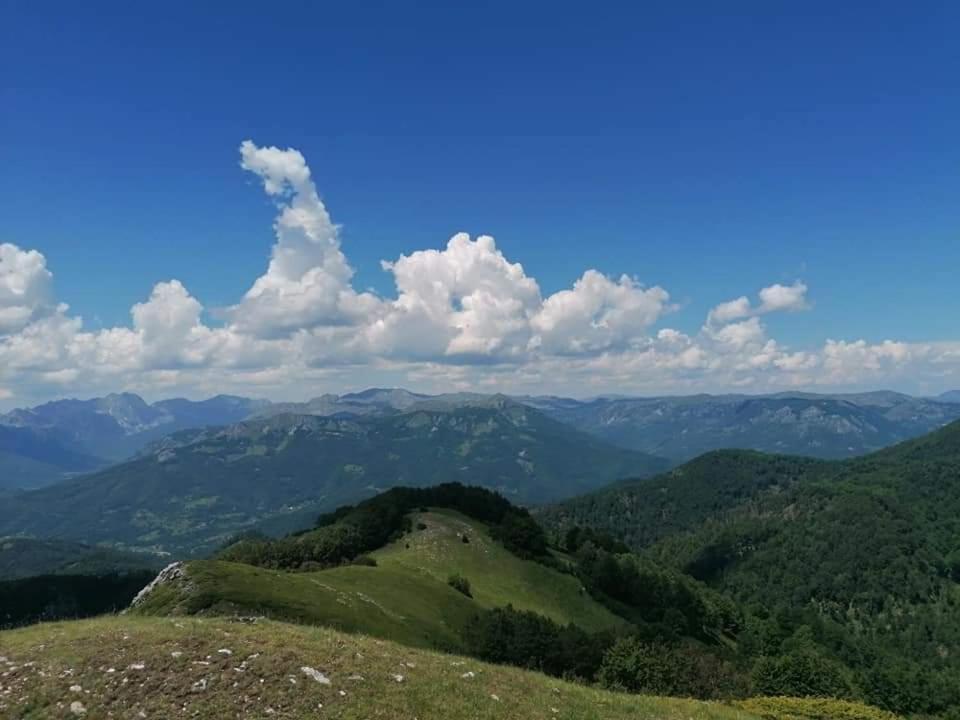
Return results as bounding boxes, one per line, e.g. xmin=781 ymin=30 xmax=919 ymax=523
xmin=541 ymin=420 xmax=960 ymax=716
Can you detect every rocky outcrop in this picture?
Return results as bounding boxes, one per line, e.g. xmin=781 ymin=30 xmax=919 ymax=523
xmin=126 ymin=562 xmax=187 ymax=611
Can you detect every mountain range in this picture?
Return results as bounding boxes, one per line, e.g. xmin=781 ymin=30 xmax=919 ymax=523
xmin=0 ymin=393 xmax=268 ymax=489
xmin=3 ymin=387 xmax=959 ymax=491
xmin=0 ymin=402 xmax=665 ymax=555
xmin=527 ymin=390 xmax=960 ymax=461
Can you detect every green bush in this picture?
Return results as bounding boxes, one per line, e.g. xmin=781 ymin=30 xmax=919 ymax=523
xmin=736 ymin=696 xmax=901 ymax=720
xmin=463 ymin=605 xmax=610 ymax=680
xmin=447 ymin=574 xmax=472 ymax=597
xmin=597 ymin=636 xmax=744 ymax=700
xmin=751 ymin=650 xmax=854 ymax=700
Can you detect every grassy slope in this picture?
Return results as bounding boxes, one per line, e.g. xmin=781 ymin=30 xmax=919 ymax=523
xmin=0 ymin=616 xmax=756 ymax=720
xmin=133 ymin=511 xmax=623 ymax=651
xmin=372 ymin=510 xmax=621 ymax=632
xmin=135 ymin=560 xmax=478 ymax=652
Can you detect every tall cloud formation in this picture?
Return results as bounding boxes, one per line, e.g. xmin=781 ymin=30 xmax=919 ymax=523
xmin=0 ymin=141 xmax=957 ymax=405
xmin=0 ymin=244 xmax=55 ymax=335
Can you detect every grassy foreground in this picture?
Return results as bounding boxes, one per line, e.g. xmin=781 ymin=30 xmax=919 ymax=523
xmin=0 ymin=615 xmax=756 ymax=720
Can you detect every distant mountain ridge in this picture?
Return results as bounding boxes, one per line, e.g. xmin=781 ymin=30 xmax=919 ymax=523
xmin=527 ymin=390 xmax=960 ymax=461
xmin=0 ymin=402 xmax=666 ymax=555
xmin=0 ymin=393 xmax=270 ymax=489
xmin=3 ymin=386 xmax=959 ymax=491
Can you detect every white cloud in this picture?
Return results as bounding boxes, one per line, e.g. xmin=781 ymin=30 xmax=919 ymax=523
xmin=371 ymin=233 xmax=541 ymax=361
xmin=707 ymin=281 xmax=809 ymax=327
xmin=707 ymin=296 xmax=752 ymax=325
xmin=758 ymin=281 xmax=809 ymax=314
xmin=230 ymin=141 xmax=382 ymax=338
xmin=532 ymin=271 xmax=670 ymax=355
xmin=0 ymin=142 xmax=957 ymax=408
xmin=0 ymin=243 xmax=55 ymax=335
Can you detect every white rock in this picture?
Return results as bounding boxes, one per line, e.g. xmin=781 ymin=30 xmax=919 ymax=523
xmin=391 ymin=673 xmax=405 ymax=683
xmin=461 ymin=671 xmax=475 ymax=679
xmin=69 ymin=685 xmax=82 ymax=693
xmin=217 ymin=649 xmax=232 ymax=656
xmin=300 ymin=666 xmax=331 ymax=685
xmin=69 ymin=701 xmax=86 ymax=716
xmin=191 ymin=678 xmax=207 ymax=692
xmin=127 ymin=562 xmax=187 ymax=610
xmin=128 ymin=663 xmax=145 ymax=671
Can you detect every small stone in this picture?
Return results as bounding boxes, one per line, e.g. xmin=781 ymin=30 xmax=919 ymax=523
xmin=70 ymin=701 xmax=86 ymax=716
xmin=491 ymin=694 xmax=500 ymax=702
xmin=217 ymin=649 xmax=232 ymax=656
xmin=128 ymin=663 xmax=145 ymax=671
xmin=191 ymin=678 xmax=207 ymax=692
xmin=170 ymin=651 xmax=183 ymax=659
xmin=69 ymin=685 xmax=82 ymax=693
xmin=461 ymin=671 xmax=475 ymax=678
xmin=300 ymin=667 xmax=331 ymax=685
xmin=391 ymin=673 xmax=405 ymax=683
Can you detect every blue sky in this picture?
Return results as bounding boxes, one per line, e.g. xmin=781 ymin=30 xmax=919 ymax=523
xmin=0 ymin=1 xmax=958 ymax=404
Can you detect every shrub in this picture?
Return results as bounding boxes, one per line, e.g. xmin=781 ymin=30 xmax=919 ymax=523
xmin=463 ymin=605 xmax=610 ymax=680
xmin=751 ymin=649 xmax=854 ymax=700
xmin=447 ymin=574 xmax=472 ymax=597
xmin=351 ymin=555 xmax=378 ymax=567
xmin=735 ymin=696 xmax=901 ymax=720
xmin=597 ymin=636 xmax=744 ymax=699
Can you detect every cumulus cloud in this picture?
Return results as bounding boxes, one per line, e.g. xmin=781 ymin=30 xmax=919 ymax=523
xmin=707 ymin=281 xmax=809 ymax=327
xmin=758 ymin=281 xmax=809 ymax=314
xmin=0 ymin=244 xmax=55 ymax=335
xmin=0 ymin=142 xmax=956 ymax=407
xmin=230 ymin=141 xmax=382 ymax=338
xmin=370 ymin=233 xmax=541 ymax=361
xmin=532 ymin=271 xmax=670 ymax=355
